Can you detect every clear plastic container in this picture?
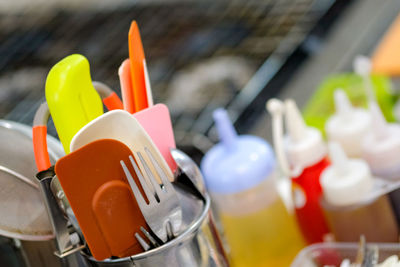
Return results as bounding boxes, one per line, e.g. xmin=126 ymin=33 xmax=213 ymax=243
xmin=319 ymin=143 xmax=400 ymax=243
xmin=320 ymin=178 xmax=400 ymax=243
xmin=291 ymin=242 xmax=400 ymax=267
xmin=321 ymin=194 xmax=398 ymax=243
xmin=212 ymin=175 xmax=305 ymax=267
xmin=201 ymin=109 xmax=305 ymax=266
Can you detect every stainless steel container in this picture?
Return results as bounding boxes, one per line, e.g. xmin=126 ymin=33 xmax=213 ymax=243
xmin=82 ymin=192 xmax=229 ymax=267
xmin=0 ymin=120 xmax=66 ymax=267
xmin=0 ymin=120 xmax=228 ymax=267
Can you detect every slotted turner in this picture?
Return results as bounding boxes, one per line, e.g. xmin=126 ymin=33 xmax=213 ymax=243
xmin=121 ymin=148 xmax=182 ymax=243
xmin=70 ymin=109 xmax=174 ymax=183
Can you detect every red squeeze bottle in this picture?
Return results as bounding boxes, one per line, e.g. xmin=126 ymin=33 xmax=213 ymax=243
xmin=291 ymin=158 xmax=330 ymax=243
xmin=267 ymin=99 xmax=331 ymax=244
xmin=285 ymin=99 xmax=331 ymax=244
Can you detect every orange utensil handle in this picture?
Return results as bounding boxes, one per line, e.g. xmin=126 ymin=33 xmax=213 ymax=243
xmin=92 ymin=81 xmax=123 ymax=110
xmin=33 ymin=103 xmax=52 ymax=172
xmin=129 ymin=21 xmax=148 ymax=113
xmin=119 ymin=59 xmax=135 ymax=114
xmin=33 ymin=125 xmax=51 ymax=172
xmin=103 ymin=92 xmax=123 ymax=111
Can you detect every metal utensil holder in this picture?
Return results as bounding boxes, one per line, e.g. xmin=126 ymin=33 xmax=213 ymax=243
xmin=31 ymin=101 xmax=228 ymax=266
xmin=81 ymin=193 xmax=229 ymax=267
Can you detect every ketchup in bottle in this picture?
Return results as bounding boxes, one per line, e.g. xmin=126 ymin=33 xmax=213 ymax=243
xmin=268 ymin=99 xmax=331 ymax=244
xmin=291 ymin=157 xmax=330 ymax=243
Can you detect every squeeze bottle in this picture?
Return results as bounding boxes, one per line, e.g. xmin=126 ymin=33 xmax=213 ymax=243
xmin=201 ymin=108 xmax=304 ymax=267
xmin=325 ymin=89 xmax=372 ymax=158
xmin=361 ymin=102 xmax=400 ymax=223
xmin=267 ymin=99 xmax=330 ymax=244
xmin=362 ymin=102 xmax=400 ymax=179
xmin=320 ymin=142 xmax=398 ymax=242
xmin=355 ymin=55 xmax=400 ymax=178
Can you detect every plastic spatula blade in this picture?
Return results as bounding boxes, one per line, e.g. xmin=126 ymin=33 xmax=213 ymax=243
xmin=129 ymin=21 xmax=148 ymax=112
xmin=143 ymin=59 xmax=154 ymax=107
xmin=119 ymin=59 xmax=135 ymax=114
xmin=134 ymin=104 xmax=177 ymax=172
xmin=55 ymin=139 xmax=148 ymax=260
xmin=70 ymin=109 xmax=174 ymax=180
xmin=118 ymin=58 xmax=176 ymax=171
xmin=118 ymin=57 xmax=176 ymax=171
xmin=92 ymin=180 xmax=143 ymax=257
xmin=123 ymin=22 xmax=177 ymax=169
xmin=45 ymin=54 xmax=103 ymax=153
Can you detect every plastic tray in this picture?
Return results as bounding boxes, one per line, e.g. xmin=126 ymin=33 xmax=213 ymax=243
xmin=291 ymin=242 xmax=400 ymax=267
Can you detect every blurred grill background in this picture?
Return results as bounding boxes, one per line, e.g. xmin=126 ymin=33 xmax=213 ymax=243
xmin=0 ymin=0 xmax=349 ymax=161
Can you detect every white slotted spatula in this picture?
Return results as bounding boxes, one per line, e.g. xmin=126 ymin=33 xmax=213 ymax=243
xmin=70 ymin=110 xmax=174 ymax=183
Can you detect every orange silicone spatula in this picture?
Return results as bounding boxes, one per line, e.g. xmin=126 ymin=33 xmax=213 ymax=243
xmin=92 ymin=180 xmax=143 ymax=257
xmin=129 ymin=21 xmax=148 ymax=112
xmin=55 ymin=139 xmax=148 ymax=260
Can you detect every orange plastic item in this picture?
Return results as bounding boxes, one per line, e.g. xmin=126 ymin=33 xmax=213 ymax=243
xmin=103 ymin=92 xmax=123 ymax=110
xmin=129 ymin=21 xmax=148 ymax=112
xmin=92 ymin=180 xmax=143 ymax=257
xmin=119 ymin=59 xmax=135 ymax=113
xmin=32 ymin=125 xmax=51 ymax=172
xmin=372 ymin=14 xmax=400 ymax=76
xmin=55 ymin=139 xmax=148 ymax=260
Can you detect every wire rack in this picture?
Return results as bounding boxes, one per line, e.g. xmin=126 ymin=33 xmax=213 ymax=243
xmin=0 ymin=0 xmax=336 ymax=154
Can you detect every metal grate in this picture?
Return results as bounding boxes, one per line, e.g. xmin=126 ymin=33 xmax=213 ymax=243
xmin=0 ymin=0 xmax=335 ymax=149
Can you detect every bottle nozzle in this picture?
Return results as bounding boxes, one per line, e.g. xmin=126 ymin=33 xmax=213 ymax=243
xmin=322 ymin=141 xmax=373 ymax=206
xmin=334 ymin=89 xmax=353 ymax=120
xmin=284 ymin=99 xmax=307 ymax=143
xmin=213 ymin=108 xmax=238 ymax=150
xmin=353 ymin=55 xmax=371 ymax=76
xmin=370 ymin=101 xmax=388 ymax=139
xmin=353 ymin=55 xmax=376 ymax=102
xmin=328 ymin=142 xmax=349 ymax=176
xmin=267 ymin=98 xmax=292 ymax=176
xmin=266 ymin=98 xmax=285 ymax=116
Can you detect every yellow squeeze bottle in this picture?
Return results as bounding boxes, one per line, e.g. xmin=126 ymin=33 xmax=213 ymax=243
xmin=45 ymin=54 xmax=103 ymax=153
xmin=201 ymin=108 xmax=305 ymax=267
